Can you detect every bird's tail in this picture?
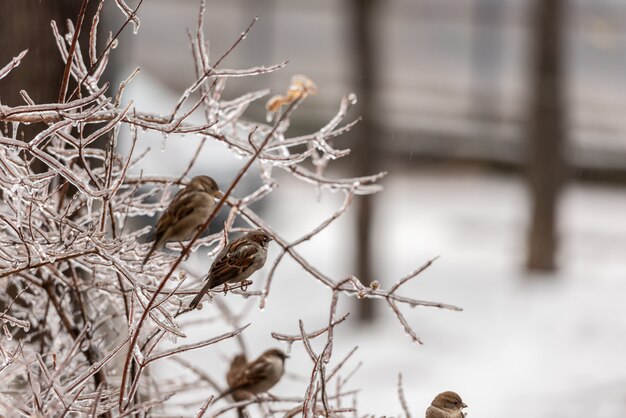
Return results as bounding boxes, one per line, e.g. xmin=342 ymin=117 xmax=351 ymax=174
xmin=141 ymin=240 xmax=158 ymax=266
xmin=213 ymin=386 xmax=235 ymax=403
xmin=142 ymin=233 xmax=165 ymax=267
xmin=188 ymin=278 xmax=214 ymax=309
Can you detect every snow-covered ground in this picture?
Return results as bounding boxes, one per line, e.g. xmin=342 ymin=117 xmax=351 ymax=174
xmin=359 ymin=172 xmax=626 ymax=418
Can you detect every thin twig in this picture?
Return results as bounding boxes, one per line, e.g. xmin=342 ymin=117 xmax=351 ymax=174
xmin=58 ymin=0 xmax=90 ymax=103
xmin=397 ymin=373 xmax=412 ymax=418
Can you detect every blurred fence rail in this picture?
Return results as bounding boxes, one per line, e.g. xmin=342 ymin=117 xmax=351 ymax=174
xmin=130 ymin=0 xmax=626 ymax=174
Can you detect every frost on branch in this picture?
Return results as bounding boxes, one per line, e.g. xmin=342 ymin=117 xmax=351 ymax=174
xmin=0 ymin=1 xmax=460 ymax=416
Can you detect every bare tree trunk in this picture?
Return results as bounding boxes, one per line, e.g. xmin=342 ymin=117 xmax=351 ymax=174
xmin=0 ymin=1 xmax=112 ymax=153
xmin=349 ymin=0 xmax=379 ymax=321
xmin=0 ymin=1 xmax=78 ymax=142
xmin=526 ymin=0 xmax=567 ymax=272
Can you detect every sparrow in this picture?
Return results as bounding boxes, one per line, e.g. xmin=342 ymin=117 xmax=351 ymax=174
xmin=425 ymin=391 xmax=467 ymax=418
xmin=188 ymin=229 xmax=272 ymax=309
xmin=142 ymin=175 xmax=220 ymax=266
xmin=217 ymin=349 xmax=288 ymax=401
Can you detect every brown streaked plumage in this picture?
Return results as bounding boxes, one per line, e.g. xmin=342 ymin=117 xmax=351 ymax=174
xmin=142 ymin=176 xmax=220 ymax=266
xmin=426 ymin=391 xmax=467 ymax=418
xmin=217 ymin=349 xmax=287 ymax=402
xmin=226 ymin=354 xmax=250 ymax=402
xmin=188 ymin=229 xmax=272 ymax=309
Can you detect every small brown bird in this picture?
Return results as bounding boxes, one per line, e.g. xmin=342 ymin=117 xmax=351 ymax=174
xmin=426 ymin=391 xmax=467 ymax=418
xmin=188 ymin=229 xmax=272 ymax=309
xmin=217 ymin=349 xmax=287 ymax=401
xmin=142 ymin=175 xmax=220 ymax=266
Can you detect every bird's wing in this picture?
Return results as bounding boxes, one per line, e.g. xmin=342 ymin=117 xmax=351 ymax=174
xmin=231 ymin=358 xmax=273 ymax=390
xmin=425 ymin=406 xmax=449 ymax=418
xmin=207 ymin=240 xmax=259 ymax=288
xmin=226 ymin=354 xmax=248 ymax=387
xmin=154 ymin=190 xmax=203 ymax=240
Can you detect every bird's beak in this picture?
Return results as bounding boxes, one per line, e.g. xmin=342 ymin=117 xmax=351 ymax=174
xmin=215 ymin=190 xmax=224 ymax=199
xmin=461 ymin=402 xmax=468 ymax=409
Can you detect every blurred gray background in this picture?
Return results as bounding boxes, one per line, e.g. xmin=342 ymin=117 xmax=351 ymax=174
xmin=126 ymin=0 xmax=626 ymax=288
xmin=134 ymin=0 xmax=626 ymax=168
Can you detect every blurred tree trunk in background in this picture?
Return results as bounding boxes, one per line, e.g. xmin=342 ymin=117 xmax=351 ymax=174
xmin=0 ymin=1 xmax=76 ymax=166
xmin=0 ymin=1 xmax=75 ymax=104
xmin=349 ymin=0 xmax=380 ymax=321
xmin=526 ymin=0 xmax=566 ymax=272
xmin=0 ymin=1 xmax=109 ymax=161
xmin=0 ymin=1 xmax=95 ymax=116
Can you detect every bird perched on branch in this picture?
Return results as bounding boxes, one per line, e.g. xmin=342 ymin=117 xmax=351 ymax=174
xmin=188 ymin=229 xmax=272 ymax=309
xmin=426 ymin=391 xmax=467 ymax=418
xmin=217 ymin=349 xmax=287 ymax=402
xmin=142 ymin=175 xmax=221 ymax=266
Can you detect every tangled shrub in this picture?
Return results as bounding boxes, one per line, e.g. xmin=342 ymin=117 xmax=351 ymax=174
xmin=0 ymin=1 xmax=460 ymax=416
